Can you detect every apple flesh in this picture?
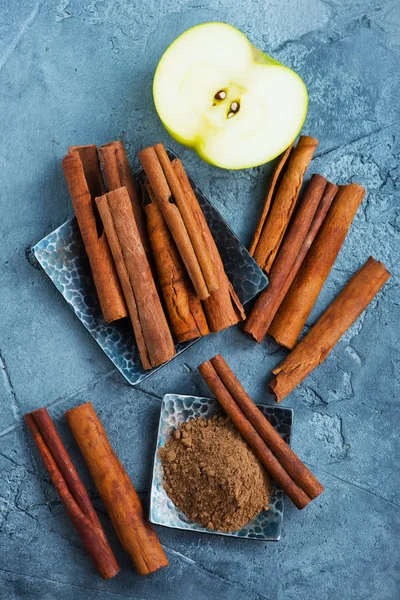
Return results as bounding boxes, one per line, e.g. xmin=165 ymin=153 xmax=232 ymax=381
xmin=153 ymin=23 xmax=308 ymax=170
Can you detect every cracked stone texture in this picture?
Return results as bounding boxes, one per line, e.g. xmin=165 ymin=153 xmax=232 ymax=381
xmin=0 ymin=0 xmax=399 ymax=598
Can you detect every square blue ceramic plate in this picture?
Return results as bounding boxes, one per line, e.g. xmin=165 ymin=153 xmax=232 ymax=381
xmin=32 ymin=152 xmax=268 ymax=385
xmin=150 ymin=394 xmax=293 ymax=541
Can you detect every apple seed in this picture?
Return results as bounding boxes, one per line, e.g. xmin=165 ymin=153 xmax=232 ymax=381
xmin=214 ymin=90 xmax=227 ymax=100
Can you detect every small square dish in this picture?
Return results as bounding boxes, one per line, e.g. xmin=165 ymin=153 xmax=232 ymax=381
xmin=150 ymin=394 xmax=293 ymax=541
xmin=32 ymin=152 xmax=268 ymax=385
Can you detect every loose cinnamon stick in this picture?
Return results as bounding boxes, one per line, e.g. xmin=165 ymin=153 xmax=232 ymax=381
xmin=69 ymin=145 xmax=106 ymax=199
xmin=172 ymin=159 xmax=246 ymax=332
xmin=244 ymin=175 xmax=330 ymax=342
xmin=198 ymin=360 xmax=311 ymax=509
xmin=210 ymin=354 xmax=324 ymax=499
xmin=63 ymin=147 xmax=127 ymax=323
xmin=249 ymin=145 xmax=292 ymax=256
xmin=98 ymin=140 xmax=150 ymax=256
xmin=252 ymin=136 xmax=318 ymax=273
xmin=269 ymin=257 xmax=391 ymax=402
xmin=271 ymin=181 xmax=338 ymax=317
xmin=144 ymin=185 xmax=209 ymax=342
xmin=269 ymin=183 xmax=366 ymax=349
xmin=138 ymin=146 xmax=210 ymax=300
xmin=66 ymin=402 xmax=169 ymax=575
xmin=25 ymin=408 xmax=119 ymax=580
xmin=96 ymin=187 xmax=175 ymax=369
xmin=154 ymin=144 xmax=219 ymax=294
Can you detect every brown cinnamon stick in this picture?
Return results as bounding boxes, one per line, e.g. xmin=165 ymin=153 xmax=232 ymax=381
xmin=244 ymin=176 xmax=335 ymax=342
xmin=63 ymin=147 xmax=127 ymax=323
xmin=69 ymin=145 xmax=106 ymax=199
xmin=25 ymin=408 xmax=119 ymax=580
xmin=269 ymin=180 xmax=338 ymax=326
xmin=172 ymin=159 xmax=246 ymax=332
xmin=251 ymin=136 xmax=318 ymax=273
xmin=198 ymin=360 xmax=312 ymax=509
xmin=98 ymin=140 xmax=149 ymax=256
xmin=249 ymin=145 xmax=292 ymax=256
xmin=268 ymin=183 xmax=366 ymax=349
xmin=209 ymin=354 xmax=324 ymax=499
xmin=269 ymin=257 xmax=391 ymax=402
xmin=154 ymin=144 xmax=219 ymax=294
xmin=144 ymin=185 xmax=209 ymax=342
xmin=66 ymin=402 xmax=169 ymax=575
xmin=138 ymin=146 xmax=210 ymax=300
xmin=96 ymin=187 xmax=175 ymax=369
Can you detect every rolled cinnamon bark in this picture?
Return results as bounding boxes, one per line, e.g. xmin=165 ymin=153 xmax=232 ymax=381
xmin=154 ymin=144 xmax=219 ymax=295
xmin=144 ymin=185 xmax=209 ymax=342
xmin=25 ymin=408 xmax=119 ymax=580
xmin=244 ymin=175 xmax=330 ymax=342
xmin=198 ymin=360 xmax=311 ymax=509
xmin=172 ymin=159 xmax=246 ymax=332
xmin=249 ymin=145 xmax=292 ymax=256
xmin=96 ymin=187 xmax=175 ymax=369
xmin=98 ymin=140 xmax=149 ymax=256
xmin=66 ymin=402 xmax=169 ymax=575
xmin=209 ymin=354 xmax=324 ymax=499
xmin=269 ymin=183 xmax=365 ymax=349
xmin=251 ymin=136 xmax=318 ymax=273
xmin=269 ymin=180 xmax=338 ymax=331
xmin=63 ymin=148 xmax=127 ymax=323
xmin=69 ymin=145 xmax=106 ymax=199
xmin=138 ymin=146 xmax=210 ymax=300
xmin=269 ymin=257 xmax=391 ymax=402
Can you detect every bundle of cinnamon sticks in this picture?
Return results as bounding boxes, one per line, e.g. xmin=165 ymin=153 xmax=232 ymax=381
xmin=198 ymin=354 xmax=324 ymax=509
xmin=63 ymin=141 xmax=245 ymax=371
xmin=25 ymin=403 xmax=168 ymax=578
xmin=245 ymin=136 xmax=390 ymax=399
xmin=62 ymin=135 xmax=390 ymax=398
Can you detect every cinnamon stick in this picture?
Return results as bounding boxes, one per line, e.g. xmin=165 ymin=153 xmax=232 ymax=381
xmin=138 ymin=146 xmax=210 ymax=300
xmin=198 ymin=360 xmax=312 ymax=509
xmin=98 ymin=140 xmax=150 ymax=256
xmin=249 ymin=145 xmax=292 ymax=256
xmin=69 ymin=145 xmax=106 ymax=199
xmin=268 ymin=183 xmax=365 ymax=349
xmin=66 ymin=402 xmax=169 ymax=575
xmin=209 ymin=354 xmax=324 ymax=499
xmin=63 ymin=147 xmax=127 ymax=323
xmin=154 ymin=144 xmax=219 ymax=294
xmin=269 ymin=180 xmax=338 ymax=322
xmin=25 ymin=408 xmax=119 ymax=580
xmin=251 ymin=136 xmax=318 ymax=273
xmin=96 ymin=187 xmax=175 ymax=369
xmin=172 ymin=159 xmax=246 ymax=332
xmin=269 ymin=257 xmax=391 ymax=402
xmin=144 ymin=185 xmax=209 ymax=342
xmin=244 ymin=175 xmax=335 ymax=342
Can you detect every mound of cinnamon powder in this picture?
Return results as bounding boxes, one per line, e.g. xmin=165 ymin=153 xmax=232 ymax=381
xmin=159 ymin=415 xmax=272 ymax=532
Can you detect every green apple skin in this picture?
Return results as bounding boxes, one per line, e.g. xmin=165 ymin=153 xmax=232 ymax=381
xmin=153 ymin=23 xmax=308 ymax=170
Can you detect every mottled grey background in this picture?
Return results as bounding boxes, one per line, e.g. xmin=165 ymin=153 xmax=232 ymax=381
xmin=1 ymin=1 xmax=399 ymax=599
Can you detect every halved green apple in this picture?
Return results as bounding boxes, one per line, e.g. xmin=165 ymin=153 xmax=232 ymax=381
xmin=153 ymin=23 xmax=308 ymax=170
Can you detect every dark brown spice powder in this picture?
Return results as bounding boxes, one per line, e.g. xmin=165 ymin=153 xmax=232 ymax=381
xmin=159 ymin=416 xmax=272 ymax=532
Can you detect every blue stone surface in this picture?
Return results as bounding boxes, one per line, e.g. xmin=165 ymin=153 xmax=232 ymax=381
xmin=0 ymin=1 xmax=399 ymax=599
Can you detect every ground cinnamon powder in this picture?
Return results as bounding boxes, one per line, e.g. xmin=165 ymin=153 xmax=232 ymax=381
xmin=159 ymin=416 xmax=272 ymax=532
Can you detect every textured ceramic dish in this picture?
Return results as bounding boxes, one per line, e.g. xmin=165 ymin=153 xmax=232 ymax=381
xmin=150 ymin=394 xmax=293 ymax=541
xmin=32 ymin=152 xmax=268 ymax=385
